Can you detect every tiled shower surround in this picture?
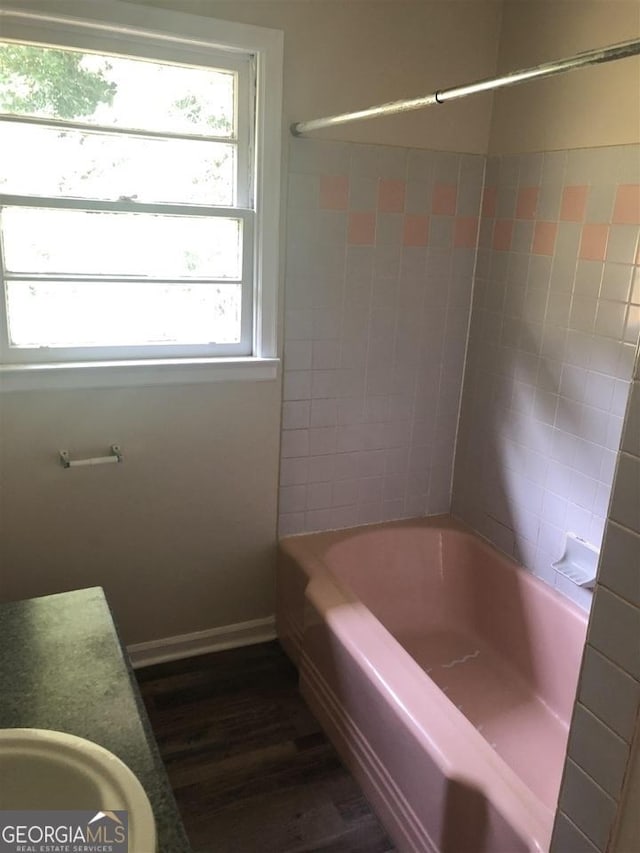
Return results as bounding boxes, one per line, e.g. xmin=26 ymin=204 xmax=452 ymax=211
xmin=280 ymin=140 xmax=640 ymax=602
xmin=279 ymin=139 xmax=640 ymax=853
xmin=280 ymin=140 xmax=483 ymax=535
xmin=452 ymin=144 xmax=640 ymax=608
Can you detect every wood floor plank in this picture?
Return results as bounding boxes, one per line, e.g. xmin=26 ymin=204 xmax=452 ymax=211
xmin=137 ymin=641 xmax=395 ymax=852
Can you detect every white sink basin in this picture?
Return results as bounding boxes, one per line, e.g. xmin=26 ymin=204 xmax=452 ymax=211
xmin=0 ymin=728 xmax=156 ymax=852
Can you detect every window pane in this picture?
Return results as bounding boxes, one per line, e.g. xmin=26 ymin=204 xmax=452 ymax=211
xmin=6 ymin=281 xmax=242 ymax=346
xmin=0 ymin=42 xmax=235 ymax=137
xmin=3 ymin=208 xmax=242 ymax=279
xmin=0 ymin=123 xmax=236 ymax=205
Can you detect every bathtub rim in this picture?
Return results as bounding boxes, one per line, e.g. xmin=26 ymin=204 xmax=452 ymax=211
xmin=279 ymin=513 xmax=589 ymax=636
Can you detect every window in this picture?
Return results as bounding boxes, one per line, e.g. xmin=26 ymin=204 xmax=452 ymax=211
xmin=0 ymin=2 xmax=282 ymax=385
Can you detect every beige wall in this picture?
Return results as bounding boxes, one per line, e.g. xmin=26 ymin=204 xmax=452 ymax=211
xmin=0 ymin=0 xmax=284 ymax=647
xmin=128 ymin=0 xmax=503 ymax=153
xmin=0 ymin=382 xmax=281 ymax=644
xmin=489 ymin=1 xmax=640 ymax=154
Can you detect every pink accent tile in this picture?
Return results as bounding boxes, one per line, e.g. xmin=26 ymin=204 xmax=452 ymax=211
xmin=348 ymin=211 xmax=376 ymax=246
xmin=319 ymin=175 xmax=349 ymax=210
xmin=492 ymin=219 xmax=513 ymax=252
xmin=516 ymin=186 xmax=539 ymax=220
xmin=560 ymin=185 xmax=589 ymax=222
xmin=580 ymin=223 xmax=609 ymax=261
xmin=378 ymin=179 xmax=406 ymax=213
xmin=482 ymin=186 xmax=497 ymax=218
xmin=403 ymin=214 xmax=429 ymax=247
xmin=532 ymin=221 xmax=558 ymax=255
xmin=613 ymin=184 xmax=640 ymax=225
xmin=454 ymin=217 xmax=479 ymax=249
xmin=432 ymin=184 xmax=457 ymax=216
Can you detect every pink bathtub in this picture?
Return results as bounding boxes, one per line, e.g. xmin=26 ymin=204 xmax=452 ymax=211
xmin=277 ymin=516 xmax=588 ymax=853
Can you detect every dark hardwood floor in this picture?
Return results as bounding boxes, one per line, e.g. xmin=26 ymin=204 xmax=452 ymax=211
xmin=136 ymin=640 xmax=396 ymax=853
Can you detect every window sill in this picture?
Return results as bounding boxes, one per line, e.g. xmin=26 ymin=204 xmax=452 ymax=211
xmin=0 ymin=356 xmax=280 ymax=392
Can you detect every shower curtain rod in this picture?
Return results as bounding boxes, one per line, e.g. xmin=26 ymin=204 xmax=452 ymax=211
xmin=290 ymin=38 xmax=640 ymax=136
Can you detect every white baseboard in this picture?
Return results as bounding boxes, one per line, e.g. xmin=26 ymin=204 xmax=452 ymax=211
xmin=127 ymin=614 xmax=277 ymax=669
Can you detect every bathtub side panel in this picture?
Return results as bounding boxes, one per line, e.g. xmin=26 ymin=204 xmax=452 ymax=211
xmin=301 ymin=575 xmax=535 ymax=853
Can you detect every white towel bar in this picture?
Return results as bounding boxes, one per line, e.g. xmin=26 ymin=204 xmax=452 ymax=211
xmin=59 ymin=445 xmax=123 ymax=468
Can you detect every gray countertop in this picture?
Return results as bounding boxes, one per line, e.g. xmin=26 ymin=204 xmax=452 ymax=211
xmin=0 ymin=586 xmax=191 ymax=853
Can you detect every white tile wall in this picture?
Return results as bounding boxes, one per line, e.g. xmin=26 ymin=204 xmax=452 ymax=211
xmin=588 ymin=587 xmax=640 ymax=681
xmin=552 ymin=344 xmax=640 ymax=852
xmin=452 ymin=145 xmax=640 ymax=610
xmin=559 ymin=760 xmax=617 ymax=851
xmin=567 ymin=704 xmax=629 ymax=799
xmin=279 ymin=139 xmax=483 ymax=535
xmin=577 ymin=646 xmax=640 ymax=744
xmin=598 ymin=522 xmax=640 ymax=606
xmin=552 ymin=812 xmax=600 ymax=853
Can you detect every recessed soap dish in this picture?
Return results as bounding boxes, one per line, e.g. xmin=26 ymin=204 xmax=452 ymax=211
xmin=552 ymin=532 xmax=600 ymax=589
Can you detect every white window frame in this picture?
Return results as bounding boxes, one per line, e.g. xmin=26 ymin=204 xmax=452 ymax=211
xmin=0 ymin=0 xmax=283 ymax=390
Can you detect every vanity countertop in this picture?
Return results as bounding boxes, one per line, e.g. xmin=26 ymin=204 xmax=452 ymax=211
xmin=0 ymin=586 xmax=191 ymax=853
